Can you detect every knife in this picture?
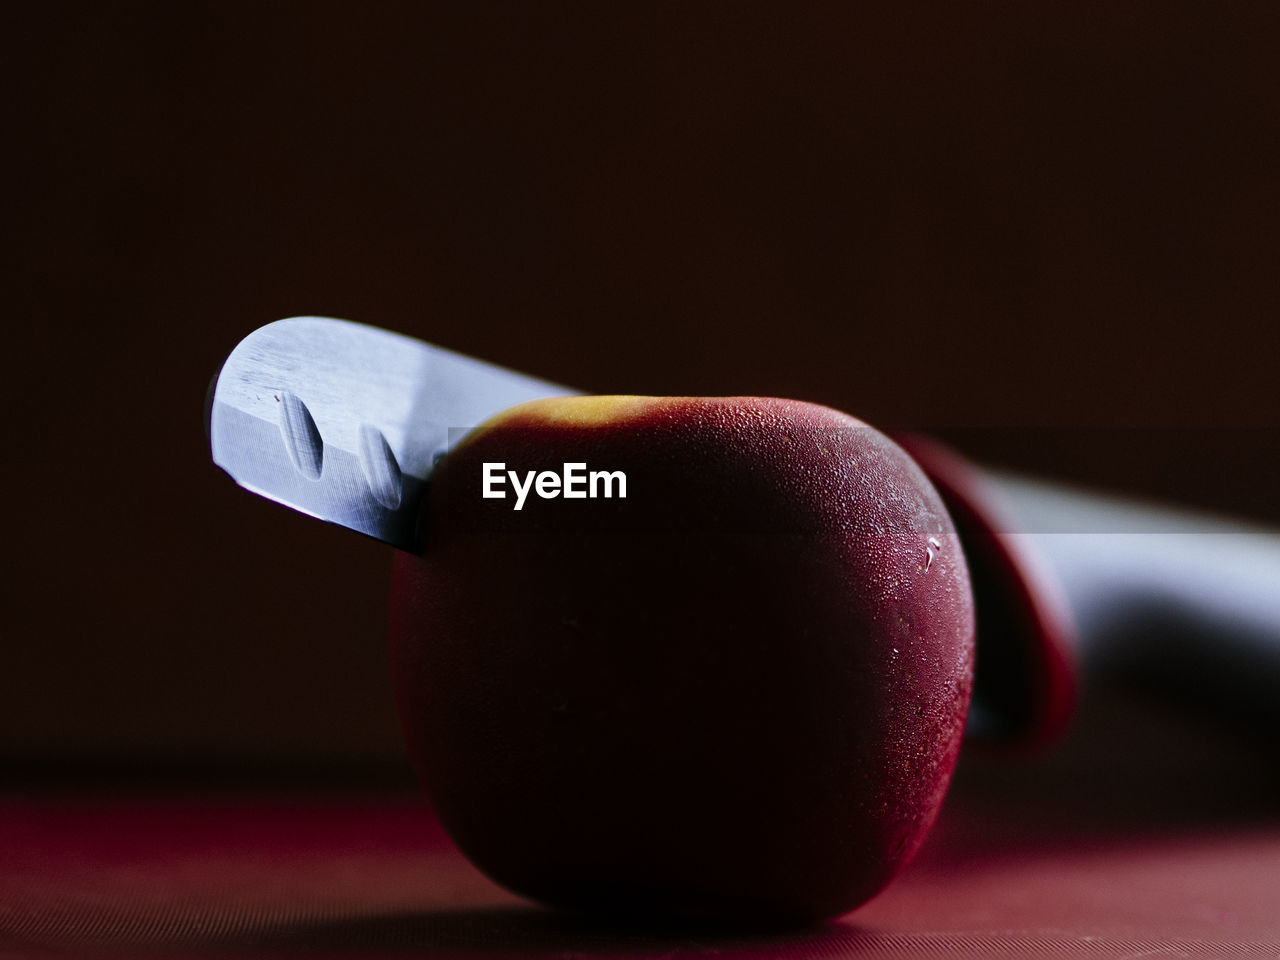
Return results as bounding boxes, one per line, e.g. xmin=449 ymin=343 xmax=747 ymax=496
xmin=208 ymin=317 xmax=1280 ymax=744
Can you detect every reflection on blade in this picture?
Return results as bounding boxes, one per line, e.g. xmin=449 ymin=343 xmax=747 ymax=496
xmin=208 ymin=316 xmax=575 ymax=552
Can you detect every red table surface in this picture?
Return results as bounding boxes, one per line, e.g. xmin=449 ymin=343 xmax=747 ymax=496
xmin=3 ymin=700 xmax=1279 ymax=959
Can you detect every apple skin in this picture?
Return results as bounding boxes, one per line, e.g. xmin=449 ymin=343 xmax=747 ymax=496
xmin=390 ymin=396 xmax=974 ymax=923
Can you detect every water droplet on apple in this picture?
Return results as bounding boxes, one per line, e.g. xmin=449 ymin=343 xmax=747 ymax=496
xmin=924 ymin=536 xmax=942 ymax=572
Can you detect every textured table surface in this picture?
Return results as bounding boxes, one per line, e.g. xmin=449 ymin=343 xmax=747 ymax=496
xmin=4 ymin=710 xmax=1280 ymax=960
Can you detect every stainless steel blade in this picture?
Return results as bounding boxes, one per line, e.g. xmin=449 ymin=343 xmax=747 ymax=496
xmin=208 ymin=316 xmax=575 ymax=551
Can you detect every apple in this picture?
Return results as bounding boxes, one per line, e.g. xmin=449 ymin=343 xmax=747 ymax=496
xmin=390 ymin=396 xmax=974 ymax=923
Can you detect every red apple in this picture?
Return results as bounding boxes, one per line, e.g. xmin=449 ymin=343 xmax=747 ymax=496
xmin=390 ymin=396 xmax=974 ymax=923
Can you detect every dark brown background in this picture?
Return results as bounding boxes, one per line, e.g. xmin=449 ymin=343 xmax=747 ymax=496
xmin=4 ymin=2 xmax=1278 ymax=770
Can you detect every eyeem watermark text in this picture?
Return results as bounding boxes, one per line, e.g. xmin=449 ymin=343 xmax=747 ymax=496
xmin=482 ymin=462 xmax=627 ymax=510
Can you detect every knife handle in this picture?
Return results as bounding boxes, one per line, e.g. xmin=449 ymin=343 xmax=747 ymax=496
xmin=989 ymin=474 xmax=1280 ymax=741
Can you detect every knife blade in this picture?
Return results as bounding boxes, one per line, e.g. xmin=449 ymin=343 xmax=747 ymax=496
xmin=207 ymin=316 xmax=575 ymax=551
